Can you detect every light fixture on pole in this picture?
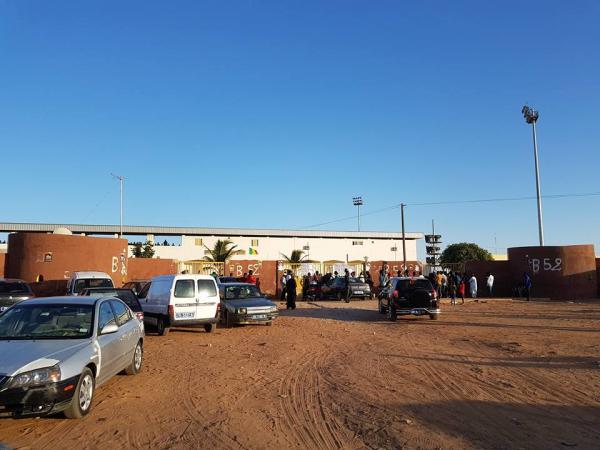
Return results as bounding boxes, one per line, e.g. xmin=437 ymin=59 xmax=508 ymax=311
xmin=521 ymin=104 xmax=544 ymax=246
xmin=111 ymin=173 xmax=125 ymax=238
xmin=352 ymin=196 xmax=363 ymax=231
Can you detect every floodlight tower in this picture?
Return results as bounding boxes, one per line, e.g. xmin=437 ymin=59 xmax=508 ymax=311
xmin=111 ymin=173 xmax=125 ymax=238
xmin=353 ymin=196 xmax=363 ymax=231
xmin=521 ymin=104 xmax=544 ymax=246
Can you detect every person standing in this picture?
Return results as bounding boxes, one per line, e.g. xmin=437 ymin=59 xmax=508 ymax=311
xmin=343 ymin=268 xmax=351 ymax=303
xmin=280 ymin=271 xmax=287 ymax=301
xmin=246 ymin=270 xmax=257 ymax=285
xmin=486 ymin=272 xmax=494 ymax=297
xmin=449 ymin=279 xmax=457 ymax=305
xmin=286 ymin=270 xmax=297 ymax=309
xmin=436 ymin=272 xmax=443 ymax=299
xmin=458 ymin=278 xmax=466 ymax=304
xmin=523 ymin=272 xmax=532 ymax=302
xmin=469 ymin=274 xmax=478 ymax=299
xmin=441 ymin=272 xmax=448 ymax=298
xmin=365 ymin=271 xmax=374 ymax=298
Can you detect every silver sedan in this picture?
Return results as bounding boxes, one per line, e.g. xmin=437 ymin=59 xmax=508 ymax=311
xmin=0 ymin=296 xmax=144 ymax=418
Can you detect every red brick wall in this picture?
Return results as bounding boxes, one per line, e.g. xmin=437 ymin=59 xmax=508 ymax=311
xmin=5 ymin=233 xmax=129 ymax=285
xmin=507 ymin=245 xmax=597 ymax=299
xmin=464 ymin=260 xmax=512 ymax=297
xmin=127 ymin=258 xmax=178 ymax=284
xmin=596 ymin=258 xmax=600 ymax=297
xmin=0 ymin=253 xmax=5 ymax=278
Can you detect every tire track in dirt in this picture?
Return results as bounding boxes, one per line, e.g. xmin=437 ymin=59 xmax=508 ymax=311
xmin=277 ymin=347 xmax=351 ymax=449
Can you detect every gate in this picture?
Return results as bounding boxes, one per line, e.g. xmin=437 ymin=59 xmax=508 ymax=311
xmin=179 ymin=261 xmax=225 ymax=276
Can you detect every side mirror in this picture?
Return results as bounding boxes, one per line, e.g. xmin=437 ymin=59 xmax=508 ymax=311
xmin=393 ymin=290 xmax=399 ymax=298
xmin=101 ymin=323 xmax=119 ymax=335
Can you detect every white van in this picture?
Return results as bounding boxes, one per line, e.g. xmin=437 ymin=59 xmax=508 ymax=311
xmin=141 ymin=274 xmax=220 ymax=335
xmin=66 ymin=271 xmax=114 ymax=296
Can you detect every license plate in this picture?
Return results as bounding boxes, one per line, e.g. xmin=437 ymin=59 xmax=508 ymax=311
xmin=175 ymin=311 xmax=195 ymax=319
xmin=253 ymin=314 xmax=267 ymax=320
xmin=354 ymin=291 xmax=363 ymax=295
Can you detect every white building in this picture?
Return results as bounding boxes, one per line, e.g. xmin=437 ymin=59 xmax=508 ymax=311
xmin=0 ymin=223 xmax=422 ymax=264
xmin=138 ymin=228 xmax=422 ymax=263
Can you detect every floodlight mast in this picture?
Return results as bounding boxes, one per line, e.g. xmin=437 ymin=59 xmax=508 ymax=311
xmin=111 ymin=173 xmax=125 ymax=238
xmin=352 ymin=196 xmax=363 ymax=231
xmin=521 ymin=105 xmax=544 ymax=246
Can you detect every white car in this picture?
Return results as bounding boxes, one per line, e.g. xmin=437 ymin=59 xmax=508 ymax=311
xmin=66 ymin=271 xmax=114 ymax=296
xmin=141 ymin=274 xmax=220 ymax=335
xmin=0 ymin=296 xmax=144 ymax=418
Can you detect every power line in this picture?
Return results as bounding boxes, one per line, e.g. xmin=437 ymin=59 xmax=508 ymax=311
xmin=298 ymin=191 xmax=600 ymax=230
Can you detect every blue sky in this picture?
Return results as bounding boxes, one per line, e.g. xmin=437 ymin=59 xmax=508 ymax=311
xmin=1 ymin=0 xmax=599 ymax=255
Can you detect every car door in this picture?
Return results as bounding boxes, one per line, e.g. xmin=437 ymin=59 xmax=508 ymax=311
xmin=110 ymin=300 xmax=138 ymax=370
xmin=196 ymin=279 xmax=218 ymax=319
xmin=172 ymin=279 xmax=197 ymax=321
xmin=96 ymin=300 xmax=121 ymax=384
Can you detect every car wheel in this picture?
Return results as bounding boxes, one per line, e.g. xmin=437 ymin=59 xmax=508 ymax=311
xmin=125 ymin=341 xmax=143 ymax=375
xmin=429 ymin=314 xmax=438 ymax=320
xmin=225 ymin=311 xmax=234 ymax=328
xmin=64 ymin=367 xmax=95 ymax=419
xmin=388 ymin=304 xmax=397 ymax=321
xmin=266 ymin=321 xmax=273 ymax=326
xmin=157 ymin=316 xmax=170 ymax=336
xmin=336 ymin=292 xmax=342 ymax=301
xmin=204 ymin=323 xmax=216 ymax=333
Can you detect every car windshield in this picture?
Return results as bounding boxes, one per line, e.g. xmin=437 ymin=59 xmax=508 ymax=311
xmin=0 ymin=282 xmax=30 ymax=294
xmin=0 ymin=304 xmax=94 ymax=340
xmin=224 ymin=285 xmax=262 ymax=300
xmin=74 ymin=278 xmax=113 ymax=294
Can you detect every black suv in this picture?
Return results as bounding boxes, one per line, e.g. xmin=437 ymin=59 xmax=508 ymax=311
xmin=378 ymin=277 xmax=439 ymax=321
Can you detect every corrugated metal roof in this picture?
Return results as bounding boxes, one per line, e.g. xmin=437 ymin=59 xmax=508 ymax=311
xmin=0 ymin=222 xmax=422 ymax=240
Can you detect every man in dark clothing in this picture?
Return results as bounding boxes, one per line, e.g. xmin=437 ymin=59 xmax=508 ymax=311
xmin=523 ymin=272 xmax=532 ymax=302
xmin=286 ymin=271 xmax=297 ymax=310
xmin=343 ymin=268 xmax=351 ymax=303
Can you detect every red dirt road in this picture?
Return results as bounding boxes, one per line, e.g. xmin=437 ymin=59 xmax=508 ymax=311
xmin=1 ymin=299 xmax=599 ymax=449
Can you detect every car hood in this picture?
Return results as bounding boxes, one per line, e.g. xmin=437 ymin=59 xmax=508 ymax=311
xmin=223 ymin=297 xmax=276 ymax=308
xmin=0 ymin=339 xmax=91 ymax=376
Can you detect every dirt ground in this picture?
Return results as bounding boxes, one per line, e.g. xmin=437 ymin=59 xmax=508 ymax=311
xmin=1 ymin=298 xmax=599 ymax=450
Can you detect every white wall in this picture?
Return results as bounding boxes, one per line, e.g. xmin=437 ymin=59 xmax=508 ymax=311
xmin=132 ymin=234 xmax=419 ymax=262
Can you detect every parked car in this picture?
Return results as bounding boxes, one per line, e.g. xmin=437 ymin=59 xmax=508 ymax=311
xmin=0 ymin=296 xmax=144 ymax=418
xmin=378 ymin=277 xmax=439 ymax=321
xmin=0 ymin=279 xmax=35 ymax=314
xmin=319 ymin=277 xmax=372 ymax=301
xmin=140 ymin=275 xmax=220 ymax=335
xmin=217 ymin=276 xmax=238 ymax=284
xmin=80 ymin=288 xmax=144 ymax=330
xmin=66 ymin=272 xmax=114 ymax=296
xmin=219 ymin=283 xmax=278 ymax=327
xmin=122 ymin=280 xmax=149 ymax=296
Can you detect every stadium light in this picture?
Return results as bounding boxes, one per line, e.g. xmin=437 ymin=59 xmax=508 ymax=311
xmin=521 ymin=104 xmax=544 ymax=246
xmin=352 ymin=196 xmax=363 ymax=231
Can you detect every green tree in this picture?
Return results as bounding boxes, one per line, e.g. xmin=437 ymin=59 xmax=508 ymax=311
xmin=203 ymin=239 xmax=242 ymax=262
xmin=141 ymin=240 xmax=155 ymax=258
xmin=280 ymin=249 xmax=307 ymax=263
xmin=132 ymin=242 xmax=143 ymax=258
xmin=440 ymin=243 xmax=493 ymax=264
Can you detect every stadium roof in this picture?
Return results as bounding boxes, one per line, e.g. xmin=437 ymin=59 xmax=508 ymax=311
xmin=0 ymin=222 xmax=422 ymax=240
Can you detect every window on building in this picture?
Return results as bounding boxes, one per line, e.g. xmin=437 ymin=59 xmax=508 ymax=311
xmin=352 ymin=241 xmax=363 ymax=246
xmin=194 ymin=238 xmax=203 ymax=246
xmin=251 ymin=239 xmax=259 ymax=246
xmin=391 ymin=246 xmax=398 ymax=252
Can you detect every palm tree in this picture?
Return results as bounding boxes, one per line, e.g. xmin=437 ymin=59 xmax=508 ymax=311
xmin=281 ymin=249 xmax=307 ymax=263
xmin=203 ymin=239 xmax=242 ymax=262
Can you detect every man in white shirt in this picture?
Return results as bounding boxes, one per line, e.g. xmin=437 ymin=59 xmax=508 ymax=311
xmin=486 ymin=272 xmax=494 ymax=297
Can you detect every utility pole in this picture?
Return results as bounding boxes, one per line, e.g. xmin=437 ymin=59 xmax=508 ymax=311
xmin=353 ymin=196 xmax=363 ymax=232
xmin=401 ymin=203 xmax=407 ymax=274
xmin=111 ymin=173 xmax=125 ymax=238
xmin=522 ymin=104 xmax=544 ymax=246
